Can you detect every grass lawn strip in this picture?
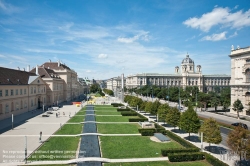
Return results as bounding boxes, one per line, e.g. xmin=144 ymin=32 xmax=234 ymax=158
xmin=55 ymin=124 xmax=83 ymax=135
xmin=95 ymin=107 xmax=117 ymax=111
xmin=96 ymin=116 xmax=140 ymax=122
xmin=100 ymin=136 xmax=182 ymax=158
xmin=97 ymin=124 xmax=140 ymax=134
xmin=95 ymin=111 xmax=121 ymax=115
xmin=104 ymin=161 xmax=211 ymax=166
xmin=67 ymin=115 xmax=85 ymax=123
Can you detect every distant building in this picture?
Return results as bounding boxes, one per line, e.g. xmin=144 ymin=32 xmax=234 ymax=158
xmin=229 ymin=45 xmax=250 ymax=116
xmin=125 ymin=54 xmax=230 ymax=93
xmin=0 ymin=67 xmax=47 ymax=120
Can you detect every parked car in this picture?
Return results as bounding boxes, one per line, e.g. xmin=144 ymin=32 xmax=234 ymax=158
xmin=47 ymin=111 xmax=53 ymax=114
xmin=48 ymin=107 xmax=54 ymax=111
xmin=42 ymin=114 xmax=50 ymax=117
xmin=231 ymin=122 xmax=248 ymax=130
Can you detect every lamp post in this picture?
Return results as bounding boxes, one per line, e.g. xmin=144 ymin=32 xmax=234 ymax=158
xmin=195 ymin=87 xmax=198 ymax=112
xmin=178 ymin=84 xmax=181 ymax=111
xmin=168 ymin=83 xmax=170 ymax=103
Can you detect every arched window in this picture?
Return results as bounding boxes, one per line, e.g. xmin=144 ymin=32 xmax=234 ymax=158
xmin=246 ymin=92 xmax=250 ymax=106
xmin=21 ymin=100 xmax=23 ymax=109
xmin=246 ymin=69 xmax=250 ymax=82
xmin=5 ymin=104 xmax=9 ymax=113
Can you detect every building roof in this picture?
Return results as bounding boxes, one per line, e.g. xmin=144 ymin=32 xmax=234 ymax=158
xmin=182 ymin=54 xmax=194 ymax=64
xmin=30 ymin=67 xmax=61 ymax=79
xmin=41 ymin=61 xmax=71 ymax=70
xmin=203 ymin=74 xmax=230 ymax=78
xmin=0 ymin=67 xmax=37 ymax=85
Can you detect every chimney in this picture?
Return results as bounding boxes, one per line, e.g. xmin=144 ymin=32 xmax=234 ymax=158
xmin=17 ymin=67 xmax=20 ymax=70
xmin=36 ymin=65 xmax=39 ymax=75
xmin=58 ymin=60 xmax=60 ymax=67
xmin=27 ymin=65 xmax=30 ymax=71
xmin=49 ymin=59 xmax=51 ymax=62
xmin=23 ymin=68 xmax=25 ymax=71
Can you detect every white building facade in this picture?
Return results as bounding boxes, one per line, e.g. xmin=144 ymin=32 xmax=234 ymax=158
xmin=125 ymin=54 xmax=231 ymax=93
xmin=229 ymin=45 xmax=250 ymax=116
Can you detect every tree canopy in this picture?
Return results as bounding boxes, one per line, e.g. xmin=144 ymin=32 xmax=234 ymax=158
xmin=232 ymin=99 xmax=244 ymax=119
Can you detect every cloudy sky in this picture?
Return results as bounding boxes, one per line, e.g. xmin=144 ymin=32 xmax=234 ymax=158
xmin=0 ymin=0 xmax=250 ymax=80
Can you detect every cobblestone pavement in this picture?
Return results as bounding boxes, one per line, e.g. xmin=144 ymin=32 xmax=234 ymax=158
xmin=77 ymin=105 xmax=101 ymax=166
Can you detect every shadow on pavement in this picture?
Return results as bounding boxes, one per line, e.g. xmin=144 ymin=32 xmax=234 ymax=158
xmin=184 ymin=135 xmax=200 ymax=143
xmin=171 ymin=128 xmax=186 ymax=134
xmin=162 ymin=124 xmax=173 ymax=128
xmin=204 ymin=145 xmax=228 ymax=154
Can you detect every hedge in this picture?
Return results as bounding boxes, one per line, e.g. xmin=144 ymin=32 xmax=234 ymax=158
xmin=161 ymin=148 xmax=200 ymax=156
xmin=203 ymin=152 xmax=229 ymax=166
xmin=129 ymin=118 xmax=148 ymax=122
xmin=117 ymin=108 xmax=131 ymax=112
xmin=141 ymin=130 xmax=154 ymax=136
xmin=168 ymin=152 xmax=205 ymax=162
xmin=165 ymin=130 xmax=197 ymax=148
xmin=138 ymin=128 xmax=155 ymax=133
xmin=111 ymin=103 xmax=124 ymax=107
xmin=121 ymin=111 xmax=137 ymax=116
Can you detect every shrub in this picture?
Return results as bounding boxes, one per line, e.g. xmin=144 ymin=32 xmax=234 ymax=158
xmin=129 ymin=118 xmax=148 ymax=122
xmin=168 ymin=152 xmax=205 ymax=162
xmin=165 ymin=130 xmax=197 ymax=148
xmin=203 ymin=152 xmax=229 ymax=166
xmin=141 ymin=130 xmax=154 ymax=136
xmin=138 ymin=128 xmax=156 ymax=133
xmin=111 ymin=103 xmax=124 ymax=107
xmin=161 ymin=148 xmax=200 ymax=156
xmin=121 ymin=111 xmax=137 ymax=116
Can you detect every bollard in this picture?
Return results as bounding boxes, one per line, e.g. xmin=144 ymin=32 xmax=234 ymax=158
xmin=39 ymin=131 xmax=42 ymax=143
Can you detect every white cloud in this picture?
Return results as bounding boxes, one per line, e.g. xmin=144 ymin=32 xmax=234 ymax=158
xmin=86 ymin=70 xmax=91 ymax=73
xmin=117 ymin=35 xmax=139 ymax=43
xmin=183 ymin=7 xmax=250 ymax=32
xmin=229 ymin=31 xmax=238 ymax=38
xmin=98 ymin=54 xmax=108 ymax=59
xmin=0 ymin=0 xmax=22 ymax=15
xmin=201 ymin=31 xmax=227 ymax=41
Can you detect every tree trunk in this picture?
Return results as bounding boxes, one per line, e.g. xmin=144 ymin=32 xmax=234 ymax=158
xmin=209 ymin=143 xmax=211 ymax=152
xmin=215 ymin=106 xmax=217 ymax=112
xmin=237 ymin=110 xmax=240 ymax=119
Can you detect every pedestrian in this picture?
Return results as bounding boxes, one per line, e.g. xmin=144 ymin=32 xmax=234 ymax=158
xmin=56 ymin=113 xmax=58 ymax=118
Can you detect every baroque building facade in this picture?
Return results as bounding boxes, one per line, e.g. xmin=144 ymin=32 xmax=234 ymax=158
xmin=229 ymin=45 xmax=250 ymax=116
xmin=125 ymin=54 xmax=231 ymax=93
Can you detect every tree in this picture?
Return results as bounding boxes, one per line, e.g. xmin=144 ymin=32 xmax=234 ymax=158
xmin=151 ymin=100 xmax=161 ymax=115
xmin=232 ymin=99 xmax=244 ymax=119
xmin=166 ymin=107 xmax=180 ymax=129
xmin=179 ymin=104 xmax=201 ymax=140
xmin=145 ymin=102 xmax=153 ymax=114
xmin=199 ymin=118 xmax=222 ymax=151
xmin=157 ymin=104 xmax=170 ymax=123
xmin=227 ymin=126 xmax=249 ymax=161
xmin=198 ymin=92 xmax=211 ymax=111
xmin=210 ymin=96 xmax=220 ymax=111
xmin=90 ymin=83 xmax=100 ymax=93
xmin=139 ymin=101 xmax=147 ymax=111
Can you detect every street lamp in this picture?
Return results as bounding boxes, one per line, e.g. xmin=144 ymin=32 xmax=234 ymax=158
xmin=178 ymin=83 xmax=181 ymax=111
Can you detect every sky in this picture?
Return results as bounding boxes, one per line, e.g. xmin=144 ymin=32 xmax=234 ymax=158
xmin=0 ymin=0 xmax=250 ymax=80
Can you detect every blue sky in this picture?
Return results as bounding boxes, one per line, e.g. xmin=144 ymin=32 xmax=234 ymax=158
xmin=0 ymin=0 xmax=250 ymax=80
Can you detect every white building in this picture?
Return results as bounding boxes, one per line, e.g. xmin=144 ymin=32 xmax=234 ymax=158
xmin=125 ymin=54 xmax=230 ymax=93
xmin=229 ymin=45 xmax=250 ymax=116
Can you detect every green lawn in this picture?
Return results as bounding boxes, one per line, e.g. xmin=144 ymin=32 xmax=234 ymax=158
xmin=76 ymin=111 xmax=86 ymax=115
xmin=55 ymin=124 xmax=83 ymax=135
xmin=97 ymin=124 xmax=140 ymax=134
xmin=100 ymin=136 xmax=182 ymax=158
xmin=96 ymin=116 xmax=139 ymax=122
xmin=94 ymin=105 xmax=114 ymax=108
xmin=95 ymin=111 xmax=121 ymax=115
xmin=67 ymin=115 xmax=85 ymax=123
xmin=104 ymin=161 xmax=211 ymax=166
xmin=28 ymin=137 xmax=80 ymax=161
xmin=95 ymin=107 xmax=117 ymax=111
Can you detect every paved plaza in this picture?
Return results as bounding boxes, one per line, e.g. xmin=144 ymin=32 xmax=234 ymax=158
xmin=0 ymin=102 xmax=84 ymax=166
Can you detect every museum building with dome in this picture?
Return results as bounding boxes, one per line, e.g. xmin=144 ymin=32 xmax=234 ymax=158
xmin=125 ymin=54 xmax=231 ymax=93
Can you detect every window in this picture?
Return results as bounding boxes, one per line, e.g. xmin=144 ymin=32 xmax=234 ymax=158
xmin=11 ymin=90 xmax=14 ymax=96
xmin=31 ymin=87 xmax=33 ymax=94
xmin=0 ymin=90 xmax=2 ymax=97
xmin=20 ymin=89 xmax=22 ymax=95
xmin=16 ymin=102 xmax=19 ymax=110
xmin=24 ymin=89 xmax=26 ymax=94
xmin=0 ymin=104 xmax=2 ymax=114
xmin=11 ymin=102 xmax=14 ymax=111
xmin=21 ymin=100 xmax=23 ymax=109
xmin=24 ymin=101 xmax=27 ymax=108
xmin=16 ymin=89 xmax=18 ymax=95
xmin=5 ymin=90 xmax=8 ymax=96
xmin=31 ymin=99 xmax=33 ymax=107
xmin=246 ymin=69 xmax=250 ymax=82
xmin=34 ymin=87 xmax=36 ymax=94
xmin=5 ymin=104 xmax=9 ymax=113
